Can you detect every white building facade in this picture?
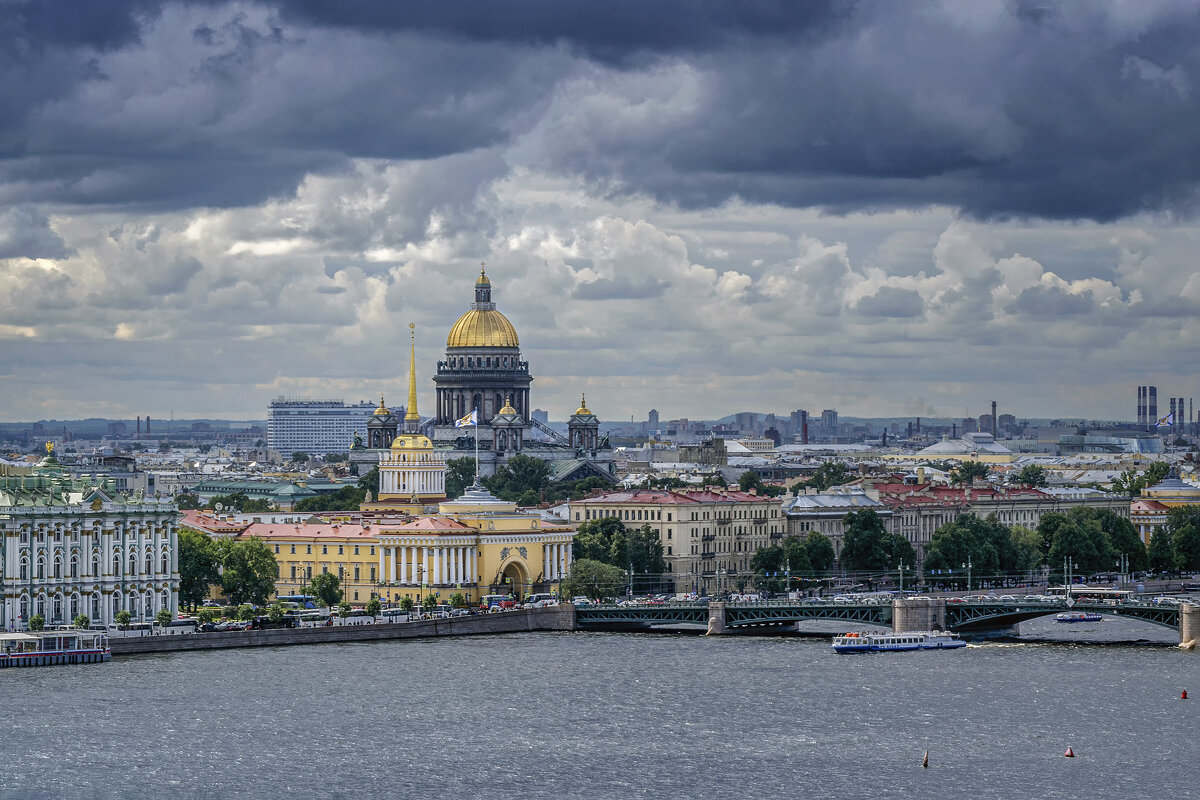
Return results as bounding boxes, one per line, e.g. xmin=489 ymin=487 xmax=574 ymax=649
xmin=267 ymin=398 xmax=378 ymax=456
xmin=1 ymin=466 xmax=180 ymax=629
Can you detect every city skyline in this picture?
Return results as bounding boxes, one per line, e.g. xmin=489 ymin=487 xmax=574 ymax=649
xmin=4 ymin=2 xmax=1200 ymax=422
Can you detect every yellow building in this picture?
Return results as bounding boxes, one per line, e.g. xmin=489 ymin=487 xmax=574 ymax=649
xmin=246 ymin=521 xmax=382 ymax=603
xmin=374 ymin=486 xmax=574 ymax=604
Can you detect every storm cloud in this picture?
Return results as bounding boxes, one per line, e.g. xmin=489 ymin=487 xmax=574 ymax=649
xmin=3 ymin=1 xmax=1200 ymax=421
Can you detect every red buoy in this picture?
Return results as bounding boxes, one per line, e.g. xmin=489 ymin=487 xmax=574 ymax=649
xmin=1064 ymin=747 xmax=1075 ymax=758
xmin=1183 ymin=690 xmax=1189 ymax=700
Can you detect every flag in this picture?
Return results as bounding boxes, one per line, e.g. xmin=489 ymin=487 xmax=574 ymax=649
xmin=454 ymin=409 xmax=478 ymax=428
xmin=1155 ymin=412 xmax=1174 ymax=428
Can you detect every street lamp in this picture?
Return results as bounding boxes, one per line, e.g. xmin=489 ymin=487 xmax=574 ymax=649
xmin=961 ymin=556 xmax=972 ymax=593
xmin=898 ymin=561 xmax=906 ymax=595
xmin=1063 ymin=557 xmax=1078 ymax=600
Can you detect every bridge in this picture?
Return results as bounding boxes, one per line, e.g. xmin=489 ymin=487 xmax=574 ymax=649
xmin=575 ymin=598 xmax=1199 ymax=644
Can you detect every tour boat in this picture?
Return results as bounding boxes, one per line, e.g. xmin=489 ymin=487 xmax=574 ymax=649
xmin=831 ymin=630 xmax=966 ymax=653
xmin=0 ymin=630 xmax=111 ymax=667
xmin=1054 ymin=611 xmax=1103 ymax=623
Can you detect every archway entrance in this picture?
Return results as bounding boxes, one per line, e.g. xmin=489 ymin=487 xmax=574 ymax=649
xmin=500 ymin=560 xmax=530 ymax=600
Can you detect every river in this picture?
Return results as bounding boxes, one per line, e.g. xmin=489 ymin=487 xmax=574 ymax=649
xmin=0 ymin=618 xmax=1195 ymax=799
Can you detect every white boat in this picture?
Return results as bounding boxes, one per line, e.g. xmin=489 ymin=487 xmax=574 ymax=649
xmin=1055 ymin=611 xmax=1103 ymax=623
xmin=831 ymin=630 xmax=966 ymax=653
xmin=0 ymin=630 xmax=111 ymax=667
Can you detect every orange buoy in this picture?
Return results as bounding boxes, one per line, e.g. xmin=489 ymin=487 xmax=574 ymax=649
xmin=1064 ymin=747 xmax=1075 ymax=758
xmin=1183 ymin=690 xmax=1189 ymax=700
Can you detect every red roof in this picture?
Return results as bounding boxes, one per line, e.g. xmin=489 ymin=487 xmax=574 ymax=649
xmin=388 ymin=517 xmax=473 ymax=531
xmin=237 ymin=522 xmax=376 ymax=540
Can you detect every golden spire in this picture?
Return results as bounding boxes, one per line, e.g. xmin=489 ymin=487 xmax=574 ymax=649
xmin=575 ymin=393 xmax=591 ymax=416
xmin=406 ymin=323 xmax=419 ymax=422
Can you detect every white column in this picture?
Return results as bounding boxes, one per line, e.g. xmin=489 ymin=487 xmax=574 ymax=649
xmin=388 ymin=547 xmax=396 ymax=583
xmin=469 ymin=547 xmax=477 ymax=585
xmin=399 ymin=545 xmax=407 ymax=586
xmin=553 ymin=543 xmax=562 ymax=580
xmin=434 ymin=548 xmax=442 ymax=586
xmin=378 ymin=546 xmax=385 ymax=585
xmin=543 ymin=544 xmax=549 ymax=581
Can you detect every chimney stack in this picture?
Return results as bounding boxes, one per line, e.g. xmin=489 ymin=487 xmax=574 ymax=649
xmin=991 ymin=401 xmax=997 ymax=438
xmin=136 ymin=416 xmax=141 ymax=437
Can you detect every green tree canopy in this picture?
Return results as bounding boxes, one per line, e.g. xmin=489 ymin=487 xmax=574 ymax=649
xmin=484 ymin=454 xmax=551 ymax=501
xmin=445 ymin=457 xmax=477 ymax=500
xmin=922 ymin=514 xmax=1002 ymax=587
xmin=950 ymin=461 xmax=991 ymax=485
xmin=365 ymin=597 xmax=382 ymax=617
xmin=1166 ymin=506 xmax=1200 ymax=571
xmin=114 ymin=611 xmax=131 ymax=629
xmin=73 ymin=613 xmax=90 ymax=629
xmin=1009 ymin=525 xmax=1045 ymax=573
xmin=357 ymin=466 xmax=380 ymax=497
xmin=294 ymin=485 xmax=367 ymax=512
xmin=1014 ymin=465 xmax=1048 ymax=487
xmin=1041 ymin=510 xmax=1113 ymax=577
xmin=178 ymin=527 xmax=221 ymax=609
xmin=1148 ymin=528 xmax=1175 ymax=572
xmin=560 ymin=558 xmax=627 ymax=600
xmin=28 ymin=614 xmax=45 ymax=631
xmin=804 ymin=531 xmax=836 ymax=574
xmin=808 ymin=462 xmax=851 ymax=492
xmin=291 ymin=451 xmax=309 ymax=463
xmin=155 ymin=608 xmax=172 ymax=627
xmin=208 ymin=491 xmax=275 ymax=513
xmin=839 ymin=509 xmax=893 ymax=571
xmin=175 ymin=493 xmax=202 ymax=510
xmin=1109 ymin=461 xmax=1170 ymax=495
xmin=572 ymin=518 xmax=666 ymax=591
xmin=308 ymin=571 xmax=344 ymax=607
xmin=218 ymin=537 xmax=278 ymax=606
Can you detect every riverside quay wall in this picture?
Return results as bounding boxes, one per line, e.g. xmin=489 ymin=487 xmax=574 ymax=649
xmin=110 ymin=606 xmax=577 ymax=656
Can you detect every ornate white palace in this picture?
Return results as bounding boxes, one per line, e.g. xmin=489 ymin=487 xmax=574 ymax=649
xmin=1 ymin=447 xmax=179 ymax=629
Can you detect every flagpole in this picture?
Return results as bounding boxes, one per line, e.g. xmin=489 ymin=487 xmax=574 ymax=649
xmin=474 ymin=413 xmax=480 ymax=485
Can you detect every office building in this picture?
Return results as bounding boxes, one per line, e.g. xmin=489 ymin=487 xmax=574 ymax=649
xmin=267 ymin=398 xmax=377 ymax=455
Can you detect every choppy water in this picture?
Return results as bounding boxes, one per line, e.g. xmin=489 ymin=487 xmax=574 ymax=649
xmin=0 ymin=618 xmax=1195 ymax=799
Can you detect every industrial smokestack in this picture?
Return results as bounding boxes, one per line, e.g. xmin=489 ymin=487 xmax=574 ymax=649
xmin=991 ymin=401 xmax=997 ymax=437
xmin=1171 ymin=398 xmax=1177 ymax=427
xmin=1150 ymin=387 xmax=1158 ymax=429
xmin=146 ymin=416 xmax=150 ymax=434
xmin=1137 ymin=386 xmax=1145 ymax=428
xmin=916 ymin=417 xmax=921 ymax=433
xmin=801 ymin=410 xmax=808 ymax=445
xmin=136 ymin=416 xmax=141 ymax=437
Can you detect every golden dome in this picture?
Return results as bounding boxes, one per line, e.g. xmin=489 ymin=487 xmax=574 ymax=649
xmin=391 ymin=432 xmax=432 ymax=450
xmin=447 ymin=308 xmax=519 ymax=348
xmin=476 ymin=264 xmax=491 ymax=286
xmin=575 ymin=393 xmax=592 ymax=416
xmin=373 ymin=395 xmax=391 ymax=416
xmin=499 ymin=396 xmax=517 ymax=415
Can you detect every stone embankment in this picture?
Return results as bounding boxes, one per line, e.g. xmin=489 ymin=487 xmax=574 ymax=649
xmin=111 ymin=606 xmax=577 ymax=656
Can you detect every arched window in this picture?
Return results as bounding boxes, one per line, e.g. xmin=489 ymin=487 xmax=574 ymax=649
xmin=19 ymin=559 xmax=27 ymax=581
xmin=70 ymin=557 xmax=78 ymax=578
xmin=113 ymin=554 xmax=120 ymax=576
xmin=70 ymin=594 xmax=79 ymax=618
xmin=92 ymin=555 xmax=100 ymax=577
xmin=53 ymin=557 xmax=62 ymax=579
xmin=53 ymin=594 xmax=63 ymax=622
xmin=128 ymin=555 xmax=136 ymax=576
xmin=113 ymin=592 xmax=121 ymax=615
xmin=36 ymin=558 xmax=44 ymax=580
xmin=161 ymin=552 xmax=169 ymax=574
xmin=91 ymin=592 xmax=101 ymax=621
xmin=145 ymin=554 xmax=152 ymax=575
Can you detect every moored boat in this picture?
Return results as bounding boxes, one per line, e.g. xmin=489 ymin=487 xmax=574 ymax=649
xmin=831 ymin=630 xmax=966 ymax=653
xmin=1054 ymin=611 xmax=1103 ymax=623
xmin=0 ymin=630 xmax=111 ymax=667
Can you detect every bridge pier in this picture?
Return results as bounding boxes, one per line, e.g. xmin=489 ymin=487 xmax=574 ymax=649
xmin=1181 ymin=603 xmax=1198 ymax=650
xmin=706 ymin=601 xmax=727 ymax=636
xmin=893 ymin=597 xmax=947 ymax=632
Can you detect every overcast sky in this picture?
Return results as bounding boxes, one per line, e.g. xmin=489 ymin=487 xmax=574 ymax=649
xmin=3 ymin=0 xmax=1200 ymax=424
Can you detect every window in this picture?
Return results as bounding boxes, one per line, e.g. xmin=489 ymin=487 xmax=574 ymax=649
xmin=291 ymin=544 xmax=296 ymax=554
xmin=371 ymin=566 xmax=376 ymax=581
xmin=354 ymin=546 xmax=360 ymax=555
xmin=291 ymin=565 xmax=297 ymax=580
xmin=354 ymin=566 xmax=360 ymax=581
xmin=338 ymin=545 xmax=344 ymax=555
xmin=274 ymin=544 xmax=280 ymax=554
xmin=306 ymin=545 xmax=312 ymax=554
xmin=322 ymin=545 xmax=328 ymax=555
xmin=370 ymin=546 xmax=375 ymax=555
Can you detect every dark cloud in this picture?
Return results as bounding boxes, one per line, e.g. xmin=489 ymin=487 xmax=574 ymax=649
xmin=4 ymin=1 xmax=1200 ymax=225
xmin=0 ymin=204 xmax=70 ymax=258
xmin=854 ymin=286 xmax=923 ymax=319
xmin=1010 ymin=285 xmax=1094 ymax=317
xmin=573 ymin=276 xmax=669 ymax=300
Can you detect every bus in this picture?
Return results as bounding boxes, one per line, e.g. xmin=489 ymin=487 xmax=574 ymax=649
xmin=274 ymin=594 xmax=318 ymax=609
xmin=1044 ymin=586 xmax=1133 ymax=602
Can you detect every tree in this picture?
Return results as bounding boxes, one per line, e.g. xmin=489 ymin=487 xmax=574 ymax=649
xmin=1109 ymin=461 xmax=1170 ymax=495
xmin=420 ymin=595 xmax=437 ymax=612
xmin=175 ymin=493 xmax=202 ymax=510
xmin=268 ymin=602 xmax=285 ymax=623
xmin=448 ymin=593 xmax=466 ymax=608
xmin=571 ymin=518 xmax=665 ymax=592
xmin=291 ymin=451 xmax=309 ymax=463
xmin=445 ymin=457 xmax=477 ymax=500
xmin=209 ymin=491 xmax=275 ymax=513
xmin=1148 ymin=528 xmax=1175 ymax=573
xmin=357 ymin=466 xmax=380 ymax=497
xmin=178 ymin=527 xmax=221 ymax=609
xmin=308 ymin=572 xmax=344 ymax=607
xmin=1043 ymin=510 xmax=1112 ymax=577
xmin=337 ymin=601 xmax=351 ymax=618
xmin=808 ymin=462 xmax=851 ymax=491
xmin=155 ymin=608 xmax=172 ymax=627
xmin=323 ymin=452 xmax=347 ymax=463
xmin=28 ymin=614 xmax=45 ymax=631
xmin=399 ymin=596 xmax=415 ymax=613
xmin=1009 ymin=526 xmax=1044 ymax=574
xmin=517 ymin=490 xmax=541 ymax=507
xmin=804 ymin=531 xmax=836 ymax=574
xmin=484 ymin=453 xmax=551 ymax=501
xmin=73 ymin=613 xmax=89 ymax=629
xmin=739 ymin=470 xmax=765 ymax=493
xmin=237 ymin=604 xmax=256 ymax=621
xmin=294 ymin=485 xmax=367 ymax=512
xmin=1166 ymin=506 xmax=1200 ymax=571
xmin=218 ymin=537 xmax=278 ymax=606
xmin=1014 ymin=465 xmax=1048 ymax=487
xmin=114 ymin=611 xmax=132 ymax=629
xmin=365 ymin=598 xmax=382 ymax=618
xmin=560 ymin=558 xmax=627 ymax=600
xmin=950 ymin=461 xmax=990 ymax=485
xmin=922 ymin=515 xmax=1003 ymax=588
xmin=840 ymin=510 xmax=891 ymax=571
xmin=197 ymin=608 xmax=216 ymax=624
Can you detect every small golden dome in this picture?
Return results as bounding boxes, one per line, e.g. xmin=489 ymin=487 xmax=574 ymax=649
xmin=446 ymin=308 xmax=519 ymax=348
xmin=373 ymin=395 xmax=390 ymax=416
xmin=499 ymin=396 xmax=517 ymax=415
xmin=476 ymin=265 xmax=490 ymax=286
xmin=574 ymin=393 xmax=591 ymax=416
xmin=391 ymin=433 xmax=432 ymax=450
